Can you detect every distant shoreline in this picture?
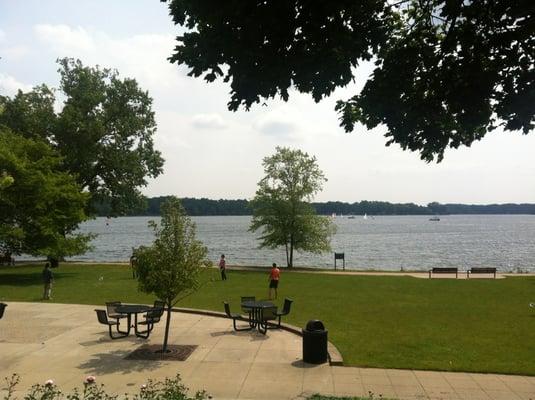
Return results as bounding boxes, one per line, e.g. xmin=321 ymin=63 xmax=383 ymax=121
xmin=92 ymin=196 xmax=535 ymax=217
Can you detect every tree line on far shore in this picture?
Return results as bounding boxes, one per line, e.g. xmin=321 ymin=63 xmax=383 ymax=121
xmin=92 ymin=197 xmax=535 ymax=217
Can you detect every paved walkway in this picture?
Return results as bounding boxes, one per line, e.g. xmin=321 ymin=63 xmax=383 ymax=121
xmin=225 ymin=265 xmax=535 ymax=280
xmin=1 ymin=302 xmax=535 ymax=400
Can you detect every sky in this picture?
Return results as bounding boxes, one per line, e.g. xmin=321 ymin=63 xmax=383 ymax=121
xmin=1 ymin=0 xmax=534 ymax=205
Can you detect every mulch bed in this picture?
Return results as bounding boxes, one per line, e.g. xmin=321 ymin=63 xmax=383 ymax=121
xmin=125 ymin=344 xmax=198 ymax=361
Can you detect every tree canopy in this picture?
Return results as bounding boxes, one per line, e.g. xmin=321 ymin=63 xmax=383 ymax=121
xmin=0 ymin=58 xmax=164 ymax=214
xmin=0 ymin=128 xmax=92 ymax=262
xmin=134 ymin=197 xmax=208 ymax=352
xmin=164 ymin=0 xmax=534 ymax=161
xmin=249 ymin=147 xmax=336 ymax=267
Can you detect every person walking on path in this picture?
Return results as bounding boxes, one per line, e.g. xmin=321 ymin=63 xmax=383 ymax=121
xmin=268 ymin=263 xmax=280 ymax=300
xmin=219 ymin=254 xmax=227 ymax=281
xmin=42 ymin=262 xmax=53 ymax=300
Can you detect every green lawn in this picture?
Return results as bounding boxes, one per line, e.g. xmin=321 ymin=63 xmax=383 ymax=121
xmin=1 ymin=263 xmax=535 ymax=375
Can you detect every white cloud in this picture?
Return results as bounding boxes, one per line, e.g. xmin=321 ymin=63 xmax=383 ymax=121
xmin=1 ymin=45 xmax=29 ymax=60
xmin=191 ymin=113 xmax=227 ymax=129
xmin=0 ymin=29 xmax=29 ymax=61
xmin=2 ymin=20 xmax=529 ymax=204
xmin=34 ymin=24 xmax=95 ymax=53
xmin=253 ymin=110 xmax=297 ymax=138
xmin=0 ymin=73 xmax=32 ymax=96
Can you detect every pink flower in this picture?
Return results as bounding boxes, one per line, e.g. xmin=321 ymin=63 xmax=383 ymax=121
xmin=84 ymin=375 xmax=96 ymax=385
xmin=45 ymin=379 xmax=54 ymax=387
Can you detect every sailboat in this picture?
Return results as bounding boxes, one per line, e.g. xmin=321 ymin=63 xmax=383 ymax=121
xmin=363 ymin=213 xmax=368 ymax=220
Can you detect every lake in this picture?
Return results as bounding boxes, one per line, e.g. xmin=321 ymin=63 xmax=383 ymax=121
xmin=62 ymin=215 xmax=535 ymax=272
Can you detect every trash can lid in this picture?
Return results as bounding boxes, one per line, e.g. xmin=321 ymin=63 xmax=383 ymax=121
xmin=305 ymin=320 xmax=325 ymax=331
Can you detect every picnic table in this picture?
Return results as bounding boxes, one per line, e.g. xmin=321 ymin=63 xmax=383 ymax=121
xmin=241 ymin=300 xmax=277 ymax=333
xmin=116 ymin=304 xmax=152 ymax=337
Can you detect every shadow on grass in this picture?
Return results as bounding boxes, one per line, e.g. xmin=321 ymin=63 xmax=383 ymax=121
xmin=0 ymin=272 xmax=74 ymax=287
xmin=78 ymin=348 xmax=163 ymax=374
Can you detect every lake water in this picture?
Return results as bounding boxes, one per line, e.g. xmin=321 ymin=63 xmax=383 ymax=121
xmin=63 ymin=215 xmax=535 ymax=272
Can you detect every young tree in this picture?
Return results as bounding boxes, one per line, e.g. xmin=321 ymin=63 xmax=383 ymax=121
xmin=0 ymin=58 xmax=164 ymax=215
xmin=249 ymin=147 xmax=336 ymax=268
xmin=163 ymin=1 xmax=534 ymax=162
xmin=0 ymin=128 xmax=93 ymax=265
xmin=134 ymin=197 xmax=208 ymax=353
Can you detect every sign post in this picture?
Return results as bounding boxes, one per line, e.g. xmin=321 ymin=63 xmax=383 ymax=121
xmin=334 ymin=252 xmax=345 ymax=271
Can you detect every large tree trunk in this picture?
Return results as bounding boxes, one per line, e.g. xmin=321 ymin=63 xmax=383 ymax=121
xmin=289 ymin=236 xmax=294 ymax=268
xmin=48 ymin=257 xmax=59 ymax=268
xmin=162 ymin=299 xmax=172 ymax=353
xmin=285 ymin=243 xmax=290 ymax=268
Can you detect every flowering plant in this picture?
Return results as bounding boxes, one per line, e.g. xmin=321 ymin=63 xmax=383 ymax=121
xmin=83 ymin=376 xmax=96 ymax=385
xmin=2 ymin=374 xmax=208 ymax=400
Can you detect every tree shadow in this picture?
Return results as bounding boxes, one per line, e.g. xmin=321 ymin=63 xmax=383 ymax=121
xmin=209 ymin=329 xmax=269 ymax=342
xmin=77 ymin=348 xmax=163 ymax=375
xmin=79 ymin=333 xmax=145 ymax=347
xmin=210 ymin=330 xmax=232 ymax=337
xmin=0 ymin=272 xmax=74 ymax=287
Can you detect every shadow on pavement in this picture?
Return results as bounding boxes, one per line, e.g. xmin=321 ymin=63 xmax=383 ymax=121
xmin=78 ymin=349 xmax=163 ymax=374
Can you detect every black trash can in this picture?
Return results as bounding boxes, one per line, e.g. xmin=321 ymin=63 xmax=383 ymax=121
xmin=302 ymin=320 xmax=328 ymax=364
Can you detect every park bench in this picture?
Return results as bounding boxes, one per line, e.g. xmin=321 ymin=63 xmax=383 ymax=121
xmin=429 ymin=267 xmax=458 ymax=279
xmin=467 ymin=267 xmax=497 ymax=279
xmin=0 ymin=252 xmax=14 ymax=266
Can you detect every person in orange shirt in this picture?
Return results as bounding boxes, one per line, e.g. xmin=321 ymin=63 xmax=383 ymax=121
xmin=268 ymin=263 xmax=280 ymax=300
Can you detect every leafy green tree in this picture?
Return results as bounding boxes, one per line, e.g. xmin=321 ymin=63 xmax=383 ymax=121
xmin=0 ymin=128 xmax=92 ymax=265
xmin=163 ymin=0 xmax=534 ymax=162
xmin=134 ymin=197 xmax=208 ymax=353
xmin=249 ymin=147 xmax=336 ymax=268
xmin=0 ymin=58 xmax=164 ymax=214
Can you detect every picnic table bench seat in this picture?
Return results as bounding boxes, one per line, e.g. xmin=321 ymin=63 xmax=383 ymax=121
xmin=136 ymin=300 xmax=165 ymax=338
xmin=429 ymin=267 xmax=458 ymax=279
xmin=95 ymin=309 xmax=128 ymax=339
xmin=223 ymin=302 xmax=251 ymax=332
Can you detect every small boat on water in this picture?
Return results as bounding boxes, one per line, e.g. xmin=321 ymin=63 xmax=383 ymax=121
xmin=347 ymin=215 xmax=356 ymax=219
xmin=363 ymin=213 xmax=368 ymax=220
xmin=429 ymin=216 xmax=440 ymax=221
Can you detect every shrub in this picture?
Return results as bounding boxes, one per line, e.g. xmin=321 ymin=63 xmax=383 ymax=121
xmin=2 ymin=374 xmax=209 ymax=400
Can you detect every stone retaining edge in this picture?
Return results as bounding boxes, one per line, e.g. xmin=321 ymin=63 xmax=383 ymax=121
xmin=172 ymin=306 xmax=344 ymax=366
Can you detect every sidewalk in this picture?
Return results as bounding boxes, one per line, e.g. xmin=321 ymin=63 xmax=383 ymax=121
xmin=1 ymin=302 xmax=534 ymax=400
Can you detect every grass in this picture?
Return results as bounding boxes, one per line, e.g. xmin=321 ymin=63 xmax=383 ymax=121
xmin=1 ymin=263 xmax=535 ymax=375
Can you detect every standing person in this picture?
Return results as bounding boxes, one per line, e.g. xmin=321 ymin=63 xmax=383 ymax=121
xmin=268 ymin=263 xmax=280 ymax=300
xmin=219 ymin=254 xmax=227 ymax=281
xmin=42 ymin=262 xmax=53 ymax=300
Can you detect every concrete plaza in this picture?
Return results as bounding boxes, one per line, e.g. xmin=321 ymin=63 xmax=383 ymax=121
xmin=1 ymin=302 xmax=534 ymax=400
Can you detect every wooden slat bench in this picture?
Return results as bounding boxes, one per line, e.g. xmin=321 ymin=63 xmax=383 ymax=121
xmin=467 ymin=267 xmax=497 ymax=279
xmin=429 ymin=267 xmax=458 ymax=279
